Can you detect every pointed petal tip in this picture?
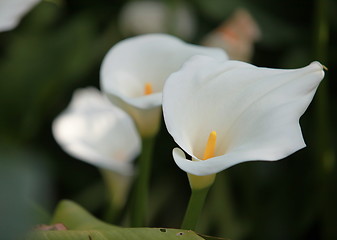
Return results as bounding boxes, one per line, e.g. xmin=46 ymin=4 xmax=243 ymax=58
xmin=310 ymin=61 xmax=325 ymax=71
xmin=310 ymin=61 xmax=328 ymax=71
xmin=306 ymin=61 xmax=325 ymax=81
xmin=309 ymin=61 xmax=321 ymax=68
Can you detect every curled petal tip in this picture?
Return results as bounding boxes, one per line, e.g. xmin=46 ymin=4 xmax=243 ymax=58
xmin=310 ymin=61 xmax=326 ymax=71
xmin=308 ymin=61 xmax=325 ymax=80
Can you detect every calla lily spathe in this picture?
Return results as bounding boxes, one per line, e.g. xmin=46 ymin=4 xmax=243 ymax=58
xmin=52 ymin=87 xmax=141 ymax=176
xmin=0 ymin=0 xmax=40 ymax=32
xmin=100 ymin=34 xmax=228 ymax=137
xmin=163 ymin=56 xmax=324 ymax=176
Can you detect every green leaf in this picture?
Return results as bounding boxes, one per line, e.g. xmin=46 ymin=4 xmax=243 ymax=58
xmin=26 ymin=200 xmax=206 ymax=240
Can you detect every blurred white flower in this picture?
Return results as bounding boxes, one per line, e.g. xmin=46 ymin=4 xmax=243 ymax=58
xmin=0 ymin=0 xmax=40 ymax=32
xmin=163 ymin=56 xmax=324 ymax=177
xmin=100 ymin=34 xmax=228 ymax=137
xmin=202 ymin=8 xmax=261 ymax=62
xmin=52 ymin=87 xmax=141 ymax=176
xmin=119 ymin=1 xmax=196 ymax=40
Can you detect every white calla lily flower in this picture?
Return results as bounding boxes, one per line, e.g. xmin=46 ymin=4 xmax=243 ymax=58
xmin=52 ymin=87 xmax=141 ymax=176
xmin=163 ymin=56 xmax=324 ymax=177
xmin=100 ymin=34 xmax=228 ymax=137
xmin=0 ymin=0 xmax=40 ymax=32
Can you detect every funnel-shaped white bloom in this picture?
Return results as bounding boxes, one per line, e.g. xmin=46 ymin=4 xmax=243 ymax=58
xmin=100 ymin=34 xmax=228 ymax=137
xmin=0 ymin=0 xmax=40 ymax=32
xmin=52 ymin=87 xmax=141 ymax=176
xmin=163 ymin=56 xmax=324 ymax=176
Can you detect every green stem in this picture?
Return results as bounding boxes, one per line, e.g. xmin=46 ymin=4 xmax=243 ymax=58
xmin=100 ymin=169 xmax=132 ymax=223
xmin=313 ymin=0 xmax=336 ymax=239
xmin=166 ymin=0 xmax=179 ymax=36
xmin=313 ymin=0 xmax=333 ymax=173
xmin=131 ymin=137 xmax=155 ymax=227
xmin=181 ymin=186 xmax=210 ymax=230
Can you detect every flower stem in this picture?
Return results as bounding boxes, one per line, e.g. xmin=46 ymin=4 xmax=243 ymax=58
xmin=131 ymin=137 xmax=155 ymax=227
xmin=181 ymin=186 xmax=210 ymax=230
xmin=313 ymin=0 xmax=334 ymax=174
xmin=313 ymin=0 xmax=336 ymax=238
xmin=100 ymin=169 xmax=132 ymax=223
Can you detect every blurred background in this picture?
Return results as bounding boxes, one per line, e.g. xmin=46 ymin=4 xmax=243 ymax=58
xmin=0 ymin=0 xmax=336 ymax=239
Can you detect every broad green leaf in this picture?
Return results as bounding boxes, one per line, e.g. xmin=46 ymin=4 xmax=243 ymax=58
xmin=26 ymin=200 xmax=207 ymax=240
